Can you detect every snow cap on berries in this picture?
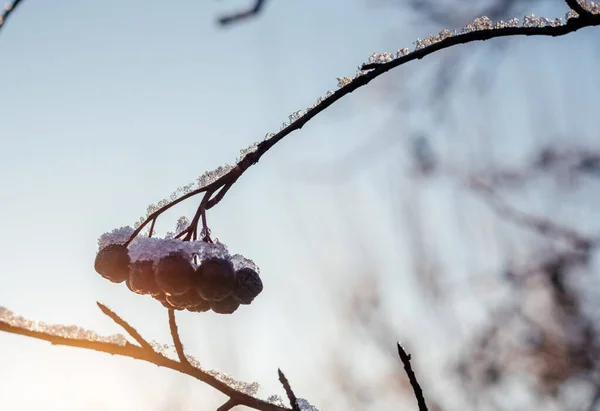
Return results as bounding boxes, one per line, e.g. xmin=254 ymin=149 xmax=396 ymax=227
xmin=98 ymin=226 xmax=135 ymax=250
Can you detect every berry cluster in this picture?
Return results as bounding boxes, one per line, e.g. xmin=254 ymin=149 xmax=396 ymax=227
xmin=94 ymin=227 xmax=263 ymax=314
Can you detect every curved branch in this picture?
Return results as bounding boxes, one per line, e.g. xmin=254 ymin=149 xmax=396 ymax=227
xmin=168 ymin=309 xmax=190 ymax=366
xmin=127 ymin=12 xmax=600 ymax=246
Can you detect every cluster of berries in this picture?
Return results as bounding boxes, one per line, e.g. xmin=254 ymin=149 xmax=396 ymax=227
xmin=94 ymin=228 xmax=263 ymax=314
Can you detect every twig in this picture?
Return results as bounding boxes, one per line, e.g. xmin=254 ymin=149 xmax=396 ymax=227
xmin=0 ymin=0 xmax=24 ymax=34
xmin=468 ymin=177 xmax=593 ymax=249
xmin=168 ymin=308 xmax=190 ymax=366
xmin=217 ymin=398 xmax=239 ymax=411
xmin=0 ymin=315 xmax=290 ymax=411
xmin=397 ymin=342 xmax=428 ymax=411
xmin=218 ymin=0 xmax=267 ymax=26
xmin=565 ymin=0 xmax=594 ymax=17
xmin=97 ymin=302 xmax=154 ymax=351
xmin=278 ymin=369 xmax=301 ymax=411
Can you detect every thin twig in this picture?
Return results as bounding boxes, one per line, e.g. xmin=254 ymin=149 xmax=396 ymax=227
xmin=97 ymin=302 xmax=154 ymax=351
xmin=217 ymin=398 xmax=239 ymax=411
xmin=397 ymin=342 xmax=428 ymax=411
xmin=168 ymin=308 xmax=190 ymax=366
xmin=468 ymin=176 xmax=593 ymax=249
xmin=278 ymin=369 xmax=301 ymax=411
xmin=0 ymin=0 xmax=24 ymax=34
xmin=0 ymin=317 xmax=290 ymax=411
xmin=565 ymin=0 xmax=594 ymax=17
xmin=218 ymin=0 xmax=267 ymax=26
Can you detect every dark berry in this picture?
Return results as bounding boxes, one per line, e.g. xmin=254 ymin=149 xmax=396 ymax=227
xmin=233 ymin=268 xmax=263 ymax=304
xmin=210 ymin=295 xmax=240 ymax=314
xmin=195 ymin=258 xmax=236 ymax=302
xmin=128 ymin=261 xmax=161 ymax=296
xmin=94 ymin=244 xmax=130 ymax=283
xmin=187 ymin=298 xmax=211 ymax=313
xmin=153 ymin=292 xmax=184 ymax=310
xmin=155 ymin=254 xmax=194 ymax=296
xmin=167 ymin=288 xmax=205 ymax=308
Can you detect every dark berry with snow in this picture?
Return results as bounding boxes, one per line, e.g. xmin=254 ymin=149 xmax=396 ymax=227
xmin=128 ymin=261 xmax=161 ymax=296
xmin=210 ymin=295 xmax=240 ymax=314
xmin=155 ymin=254 xmax=195 ymax=296
xmin=94 ymin=244 xmax=131 ymax=283
xmin=195 ymin=258 xmax=236 ymax=302
xmin=233 ymin=268 xmax=263 ymax=304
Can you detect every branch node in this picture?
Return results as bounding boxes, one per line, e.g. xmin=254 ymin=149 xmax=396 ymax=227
xmin=96 ymin=302 xmax=154 ymax=352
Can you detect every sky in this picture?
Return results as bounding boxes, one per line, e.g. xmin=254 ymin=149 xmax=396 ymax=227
xmin=1 ymin=1 xmax=599 ymax=410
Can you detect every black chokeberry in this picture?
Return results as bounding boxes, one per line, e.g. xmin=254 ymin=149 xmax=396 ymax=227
xmin=233 ymin=268 xmax=263 ymax=304
xmin=94 ymin=244 xmax=130 ymax=283
xmin=167 ymin=288 xmax=205 ymax=308
xmin=155 ymin=254 xmax=194 ymax=296
xmin=128 ymin=261 xmax=161 ymax=296
xmin=195 ymin=258 xmax=236 ymax=302
xmin=210 ymin=295 xmax=240 ymax=314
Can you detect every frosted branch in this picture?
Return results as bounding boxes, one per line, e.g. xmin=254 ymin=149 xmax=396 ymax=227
xmin=0 ymin=0 xmax=24 ymax=34
xmin=0 ymin=306 xmax=291 ymax=411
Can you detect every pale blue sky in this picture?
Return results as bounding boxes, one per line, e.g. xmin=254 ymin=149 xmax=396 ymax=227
xmin=1 ymin=1 xmax=599 ymax=410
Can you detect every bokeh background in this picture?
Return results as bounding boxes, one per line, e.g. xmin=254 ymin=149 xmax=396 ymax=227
xmin=1 ymin=0 xmax=599 ymax=410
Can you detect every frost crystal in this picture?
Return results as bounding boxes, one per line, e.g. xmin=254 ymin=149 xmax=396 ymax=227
xmin=280 ymin=121 xmax=289 ymax=131
xmin=566 ymin=9 xmax=579 ymax=20
xmin=98 ymin=226 xmax=135 ymax=250
xmin=463 ymin=16 xmax=493 ymax=32
xmin=175 ymin=216 xmax=190 ymax=234
xmin=396 ymin=48 xmax=410 ymax=58
xmin=197 ymin=164 xmax=235 ymax=188
xmin=0 ymin=307 xmax=128 ymax=345
xmin=289 ymin=110 xmax=306 ymax=123
xmin=206 ymin=369 xmax=260 ymax=395
xmin=267 ymin=395 xmax=286 ymax=407
xmin=230 ymin=254 xmax=260 ymax=273
xmin=264 ymin=132 xmax=276 ymax=141
xmin=367 ymin=52 xmax=394 ymax=64
xmin=236 ymin=141 xmax=260 ymax=163
xmin=337 ymin=76 xmax=353 ymax=88
xmin=297 ymin=398 xmax=320 ymax=411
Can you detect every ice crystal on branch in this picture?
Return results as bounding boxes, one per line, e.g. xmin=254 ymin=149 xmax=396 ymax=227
xmin=197 ymin=164 xmax=235 ymax=189
xmin=0 ymin=307 xmax=128 ymax=345
xmin=231 ymin=253 xmax=260 ymax=273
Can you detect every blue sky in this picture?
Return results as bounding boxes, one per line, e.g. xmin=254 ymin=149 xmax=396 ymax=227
xmin=1 ymin=1 xmax=599 ymax=410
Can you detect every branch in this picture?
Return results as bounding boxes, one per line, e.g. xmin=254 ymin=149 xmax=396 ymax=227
xmin=397 ymin=342 xmax=428 ymax=411
xmin=127 ymin=12 xmax=599 ymax=244
xmin=168 ymin=308 xmax=190 ymax=366
xmin=218 ymin=0 xmax=267 ymax=26
xmin=278 ymin=369 xmax=301 ymax=411
xmin=468 ymin=176 xmax=593 ymax=250
xmin=565 ymin=0 xmax=595 ymax=18
xmin=217 ymin=398 xmax=239 ymax=411
xmin=0 ymin=0 xmax=24 ymax=34
xmin=97 ymin=302 xmax=154 ymax=351
xmin=0 ymin=309 xmax=291 ymax=411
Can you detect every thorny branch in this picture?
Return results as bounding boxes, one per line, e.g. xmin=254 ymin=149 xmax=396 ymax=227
xmin=0 ymin=0 xmax=23 ymax=34
xmin=0 ymin=305 xmax=291 ymax=411
xmin=127 ymin=8 xmax=600 ymax=247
